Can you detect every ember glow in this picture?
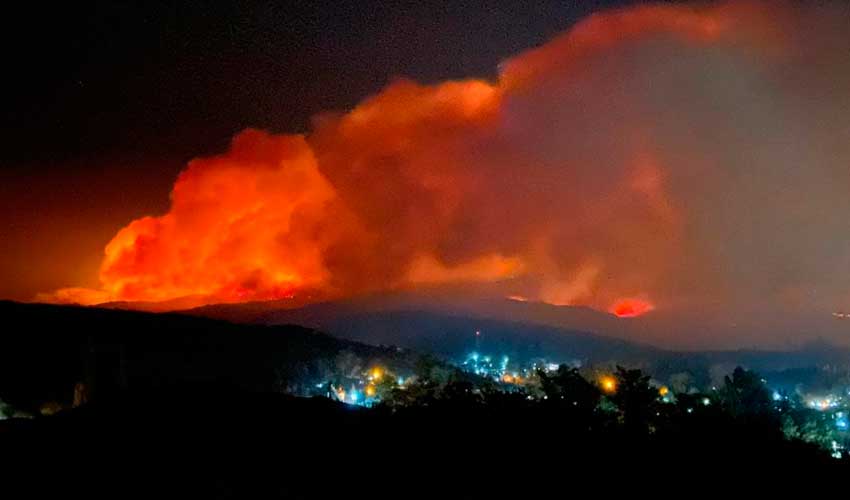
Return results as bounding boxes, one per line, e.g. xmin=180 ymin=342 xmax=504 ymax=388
xmin=42 ymin=1 xmax=850 ymax=329
xmin=610 ymin=299 xmax=655 ymax=318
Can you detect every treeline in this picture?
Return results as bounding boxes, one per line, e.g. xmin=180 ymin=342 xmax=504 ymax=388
xmin=373 ymin=362 xmax=846 ymax=462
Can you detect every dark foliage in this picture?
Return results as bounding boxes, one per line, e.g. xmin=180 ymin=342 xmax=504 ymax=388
xmin=0 ymin=301 xmax=844 ymax=496
xmin=0 ymin=301 xmax=425 ymax=412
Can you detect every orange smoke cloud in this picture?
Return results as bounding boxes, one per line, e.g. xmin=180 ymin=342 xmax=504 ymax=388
xmin=47 ymin=1 xmax=850 ymax=326
xmin=97 ymin=133 xmax=336 ymax=303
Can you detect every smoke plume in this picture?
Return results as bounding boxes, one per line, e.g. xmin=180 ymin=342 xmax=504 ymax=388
xmin=47 ymin=2 xmax=850 ymax=333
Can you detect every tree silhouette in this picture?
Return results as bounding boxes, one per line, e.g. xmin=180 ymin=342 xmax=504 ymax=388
xmin=611 ymin=366 xmax=658 ymax=434
xmin=719 ymin=367 xmax=773 ymax=420
xmin=538 ymin=365 xmax=600 ymax=412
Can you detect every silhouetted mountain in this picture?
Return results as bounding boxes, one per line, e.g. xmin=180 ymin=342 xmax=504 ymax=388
xmin=93 ymin=281 xmax=850 ymax=350
xmin=182 ymin=290 xmax=850 ymax=374
xmin=0 ymin=301 xmax=426 ymax=413
xmin=183 ymin=289 xmax=657 ymax=364
xmin=186 ymin=286 xmax=626 ymax=336
xmin=261 ymin=308 xmax=659 ymax=365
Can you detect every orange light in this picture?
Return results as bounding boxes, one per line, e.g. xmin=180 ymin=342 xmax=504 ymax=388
xmin=659 ymin=386 xmax=669 ymax=396
xmin=370 ymin=367 xmax=383 ymax=381
xmin=600 ymin=375 xmax=617 ymax=393
xmin=609 ymin=298 xmax=655 ymax=318
xmin=365 ymin=385 xmax=376 ymax=397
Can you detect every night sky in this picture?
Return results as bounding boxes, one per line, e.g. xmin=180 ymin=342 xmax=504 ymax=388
xmin=1 ymin=0 xmax=664 ymax=300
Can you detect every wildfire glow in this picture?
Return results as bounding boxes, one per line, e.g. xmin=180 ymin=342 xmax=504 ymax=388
xmin=610 ymin=299 xmax=655 ymax=318
xmin=44 ymin=1 xmax=829 ymax=328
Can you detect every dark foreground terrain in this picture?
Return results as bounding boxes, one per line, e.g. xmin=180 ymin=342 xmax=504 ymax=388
xmin=0 ymin=300 xmax=425 ymax=412
xmin=2 ymin=388 xmax=841 ymax=496
xmin=0 ymin=301 xmax=844 ymax=496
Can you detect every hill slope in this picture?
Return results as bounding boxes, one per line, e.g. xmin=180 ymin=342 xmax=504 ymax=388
xmin=0 ymin=301 xmax=424 ymax=413
xmin=182 ymin=293 xmax=850 ymax=377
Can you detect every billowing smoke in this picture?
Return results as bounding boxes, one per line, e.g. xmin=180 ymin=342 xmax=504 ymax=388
xmin=47 ymin=1 xmax=850 ymax=329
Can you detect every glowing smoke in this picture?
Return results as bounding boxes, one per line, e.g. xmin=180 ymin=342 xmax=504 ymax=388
xmin=46 ymin=1 xmax=850 ymax=325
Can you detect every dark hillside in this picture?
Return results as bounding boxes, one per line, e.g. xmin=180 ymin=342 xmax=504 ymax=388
xmin=0 ymin=301 xmax=422 ymax=412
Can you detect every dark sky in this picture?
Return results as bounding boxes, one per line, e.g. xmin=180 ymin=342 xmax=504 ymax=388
xmin=0 ymin=0 xmax=683 ymax=300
